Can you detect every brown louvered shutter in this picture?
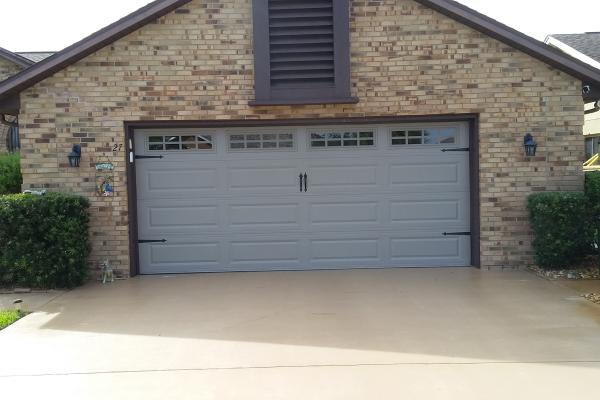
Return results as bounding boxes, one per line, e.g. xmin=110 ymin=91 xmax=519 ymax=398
xmin=251 ymin=0 xmax=356 ymax=105
xmin=268 ymin=0 xmax=335 ymax=88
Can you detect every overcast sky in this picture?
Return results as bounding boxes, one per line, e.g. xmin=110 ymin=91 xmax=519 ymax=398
xmin=1 ymin=0 xmax=599 ymax=51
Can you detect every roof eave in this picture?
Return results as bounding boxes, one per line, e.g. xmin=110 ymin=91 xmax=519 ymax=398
xmin=0 ymin=47 xmax=34 ymax=69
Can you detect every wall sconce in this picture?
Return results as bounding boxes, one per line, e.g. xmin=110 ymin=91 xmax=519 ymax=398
xmin=68 ymin=145 xmax=82 ymax=167
xmin=524 ymin=133 xmax=537 ymax=157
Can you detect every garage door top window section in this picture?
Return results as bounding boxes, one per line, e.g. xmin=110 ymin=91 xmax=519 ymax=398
xmin=147 ymin=135 xmax=213 ymax=151
xmin=229 ymin=133 xmax=295 ymax=150
xmin=250 ymin=0 xmax=356 ymax=105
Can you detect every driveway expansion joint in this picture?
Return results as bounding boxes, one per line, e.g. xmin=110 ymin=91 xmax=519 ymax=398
xmin=3 ymin=360 xmax=600 ymax=379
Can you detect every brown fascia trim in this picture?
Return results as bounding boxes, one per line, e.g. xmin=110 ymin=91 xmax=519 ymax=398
xmin=414 ymin=0 xmax=600 ymax=88
xmin=0 ymin=47 xmax=34 ymax=69
xmin=124 ymin=113 xmax=479 ymax=130
xmin=249 ymin=97 xmax=360 ymax=106
xmin=124 ymin=113 xmax=482 ymax=272
xmin=0 ymin=0 xmax=193 ymax=100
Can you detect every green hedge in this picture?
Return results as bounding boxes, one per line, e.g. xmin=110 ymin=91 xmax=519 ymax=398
xmin=0 ymin=193 xmax=90 ymax=288
xmin=0 ymin=153 xmax=22 ymax=195
xmin=585 ymin=172 xmax=600 ymax=218
xmin=527 ymin=192 xmax=591 ymax=270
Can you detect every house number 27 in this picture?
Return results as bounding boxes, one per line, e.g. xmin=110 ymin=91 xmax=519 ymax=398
xmin=113 ymin=144 xmax=123 ymax=152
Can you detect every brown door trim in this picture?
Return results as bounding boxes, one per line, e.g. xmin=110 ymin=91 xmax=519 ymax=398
xmin=469 ymin=118 xmax=481 ymax=268
xmin=125 ymin=123 xmax=140 ymax=277
xmin=124 ymin=113 xmax=481 ymax=276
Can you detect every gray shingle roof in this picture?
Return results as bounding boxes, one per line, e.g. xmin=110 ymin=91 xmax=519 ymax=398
xmin=16 ymin=52 xmax=56 ymax=63
xmin=551 ymin=33 xmax=600 ymax=62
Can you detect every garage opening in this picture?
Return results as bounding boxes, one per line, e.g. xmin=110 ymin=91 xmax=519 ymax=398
xmin=132 ymin=122 xmax=472 ymax=274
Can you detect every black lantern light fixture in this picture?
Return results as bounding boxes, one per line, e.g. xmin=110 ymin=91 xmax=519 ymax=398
xmin=524 ymin=133 xmax=537 ymax=157
xmin=68 ymin=144 xmax=82 ymax=167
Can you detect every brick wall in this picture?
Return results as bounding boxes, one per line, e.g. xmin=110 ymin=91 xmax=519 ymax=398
xmin=17 ymin=0 xmax=584 ymax=275
xmin=0 ymin=58 xmax=22 ymax=153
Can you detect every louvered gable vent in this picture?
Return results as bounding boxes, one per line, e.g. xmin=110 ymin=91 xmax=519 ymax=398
xmin=268 ymin=0 xmax=335 ymax=88
xmin=251 ymin=0 xmax=355 ymax=105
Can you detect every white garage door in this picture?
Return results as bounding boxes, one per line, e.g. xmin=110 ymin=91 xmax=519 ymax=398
xmin=134 ymin=123 xmax=471 ymax=274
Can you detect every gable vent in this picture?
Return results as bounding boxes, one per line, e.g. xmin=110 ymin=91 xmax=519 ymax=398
xmin=268 ymin=0 xmax=335 ymax=88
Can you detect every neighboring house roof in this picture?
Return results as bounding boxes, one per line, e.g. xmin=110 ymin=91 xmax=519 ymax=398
xmin=545 ymin=33 xmax=600 ymax=71
xmin=550 ymin=33 xmax=600 ymax=62
xmin=0 ymin=47 xmax=34 ymax=68
xmin=1 ymin=0 xmax=600 ymax=105
xmin=17 ymin=52 xmax=56 ymax=63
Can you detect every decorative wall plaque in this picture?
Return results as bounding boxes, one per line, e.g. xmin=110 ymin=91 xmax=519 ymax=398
xmin=95 ymin=163 xmax=115 ymax=196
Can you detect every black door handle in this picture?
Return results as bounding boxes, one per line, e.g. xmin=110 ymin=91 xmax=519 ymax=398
xmin=304 ymin=173 xmax=308 ymax=192
xmin=299 ymin=173 xmax=303 ymax=192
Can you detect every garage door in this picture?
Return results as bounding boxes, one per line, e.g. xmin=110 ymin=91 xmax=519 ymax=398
xmin=134 ymin=123 xmax=471 ymax=274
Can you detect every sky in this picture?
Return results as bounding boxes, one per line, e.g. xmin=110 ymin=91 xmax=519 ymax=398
xmin=1 ymin=0 xmax=599 ymax=52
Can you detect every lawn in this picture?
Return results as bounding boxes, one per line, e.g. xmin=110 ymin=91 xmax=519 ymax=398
xmin=0 ymin=309 xmax=27 ymax=330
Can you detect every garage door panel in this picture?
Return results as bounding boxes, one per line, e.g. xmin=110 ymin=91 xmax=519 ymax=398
xmin=149 ymin=205 xmax=219 ymax=228
xmin=390 ymin=161 xmax=465 ymax=186
xmin=139 ymin=166 xmax=219 ymax=197
xmin=138 ymin=203 xmax=220 ymax=234
xmin=229 ymin=240 xmax=301 ymax=265
xmin=229 ymin=203 xmax=301 ymax=228
xmin=309 ymin=201 xmax=378 ymax=225
xmin=307 ymin=164 xmax=378 ymax=190
xmin=389 ymin=236 xmax=470 ymax=266
xmin=389 ymin=193 xmax=470 ymax=228
xmin=228 ymin=165 xmax=299 ymax=192
xmin=139 ymin=242 xmax=222 ymax=274
xmin=309 ymin=239 xmax=380 ymax=263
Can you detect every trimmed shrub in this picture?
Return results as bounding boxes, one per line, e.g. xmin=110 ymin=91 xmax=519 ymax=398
xmin=0 ymin=153 xmax=22 ymax=195
xmin=586 ymin=172 xmax=600 ymax=251
xmin=585 ymin=172 xmax=600 ymax=218
xmin=0 ymin=193 xmax=90 ymax=288
xmin=527 ymin=192 xmax=591 ymax=270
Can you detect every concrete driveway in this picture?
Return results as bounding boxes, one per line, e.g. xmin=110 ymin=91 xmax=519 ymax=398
xmin=1 ymin=268 xmax=600 ymax=399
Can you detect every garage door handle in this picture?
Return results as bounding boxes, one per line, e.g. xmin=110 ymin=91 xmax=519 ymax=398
xmin=135 ymin=155 xmax=164 ymax=159
xmin=299 ymin=173 xmax=303 ymax=192
xmin=443 ymin=232 xmax=471 ymax=236
xmin=304 ymin=173 xmax=308 ymax=192
xmin=138 ymin=239 xmax=167 ymax=244
xmin=441 ymin=148 xmax=469 ymax=152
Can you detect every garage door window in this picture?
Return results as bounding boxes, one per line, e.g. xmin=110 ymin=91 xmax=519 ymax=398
xmin=391 ymin=128 xmax=457 ymax=146
xmin=147 ymin=135 xmax=213 ymax=151
xmin=229 ymin=133 xmax=295 ymax=150
xmin=310 ymin=130 xmax=375 ymax=148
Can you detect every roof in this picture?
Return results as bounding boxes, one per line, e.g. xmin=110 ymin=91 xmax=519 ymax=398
xmin=1 ymin=0 xmax=600 ymax=106
xmin=549 ymin=33 xmax=600 ymax=63
xmin=545 ymin=33 xmax=600 ymax=73
xmin=0 ymin=47 xmax=34 ymax=68
xmin=17 ymin=52 xmax=56 ymax=63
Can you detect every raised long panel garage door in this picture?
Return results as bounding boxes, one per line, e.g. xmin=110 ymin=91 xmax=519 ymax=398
xmin=134 ymin=123 xmax=471 ymax=274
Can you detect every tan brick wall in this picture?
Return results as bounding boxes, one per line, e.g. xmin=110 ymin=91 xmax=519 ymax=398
xmin=0 ymin=58 xmax=22 ymax=153
xmin=17 ymin=0 xmax=584 ymax=275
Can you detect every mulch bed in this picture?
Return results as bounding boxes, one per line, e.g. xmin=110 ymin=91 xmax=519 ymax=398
xmin=528 ymin=257 xmax=600 ymax=305
xmin=582 ymin=293 xmax=600 ymax=305
xmin=528 ymin=256 xmax=600 ymax=281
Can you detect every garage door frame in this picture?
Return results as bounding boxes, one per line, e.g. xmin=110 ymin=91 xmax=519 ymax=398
xmin=124 ymin=114 xmax=480 ymax=276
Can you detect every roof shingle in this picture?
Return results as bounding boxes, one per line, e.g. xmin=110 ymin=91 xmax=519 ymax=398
xmin=551 ymin=33 xmax=600 ymax=63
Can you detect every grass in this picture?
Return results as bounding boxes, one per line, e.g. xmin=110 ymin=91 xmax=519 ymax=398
xmin=0 ymin=309 xmax=27 ymax=330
